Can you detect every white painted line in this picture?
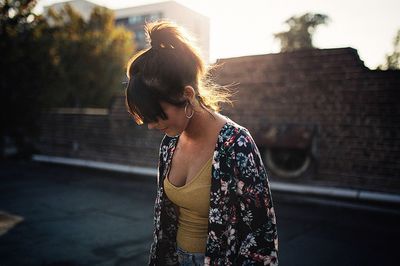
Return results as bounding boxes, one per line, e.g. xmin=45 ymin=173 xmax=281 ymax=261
xmin=32 ymin=154 xmax=400 ymax=205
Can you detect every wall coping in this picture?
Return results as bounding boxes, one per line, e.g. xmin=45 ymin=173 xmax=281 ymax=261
xmin=32 ymin=154 xmax=400 ymax=206
xmin=49 ymin=108 xmax=109 ymax=115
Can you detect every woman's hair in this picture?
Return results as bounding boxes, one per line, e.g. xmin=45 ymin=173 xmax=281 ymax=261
xmin=125 ymin=20 xmax=232 ymax=125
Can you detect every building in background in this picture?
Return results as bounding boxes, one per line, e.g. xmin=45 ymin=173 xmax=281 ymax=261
xmin=43 ymin=0 xmax=210 ymax=61
xmin=114 ymin=1 xmax=209 ymax=59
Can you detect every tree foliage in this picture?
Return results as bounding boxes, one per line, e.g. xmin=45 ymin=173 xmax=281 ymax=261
xmin=0 ymin=0 xmax=52 ymax=155
xmin=380 ymin=29 xmax=400 ymax=70
xmin=45 ymin=4 xmax=135 ymax=107
xmin=0 ymin=0 xmax=135 ymax=156
xmin=274 ymin=12 xmax=329 ymax=52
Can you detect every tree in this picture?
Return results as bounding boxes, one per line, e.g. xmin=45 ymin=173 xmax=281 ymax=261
xmin=379 ymin=29 xmax=400 ymax=70
xmin=45 ymin=4 xmax=135 ymax=107
xmin=274 ymin=12 xmax=330 ymax=52
xmin=0 ymin=1 xmax=135 ymax=157
xmin=0 ymin=0 xmax=53 ymax=156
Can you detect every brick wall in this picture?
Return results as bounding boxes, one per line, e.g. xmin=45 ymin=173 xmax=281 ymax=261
xmin=37 ymin=105 xmax=163 ymax=169
xmin=35 ymin=48 xmax=400 ymax=193
xmin=215 ymin=48 xmax=400 ymax=193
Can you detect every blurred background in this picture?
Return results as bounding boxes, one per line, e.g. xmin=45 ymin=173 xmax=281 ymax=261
xmin=0 ymin=0 xmax=399 ymax=265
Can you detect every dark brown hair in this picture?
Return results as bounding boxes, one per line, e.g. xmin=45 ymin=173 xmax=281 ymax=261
xmin=125 ymin=20 xmax=232 ymax=125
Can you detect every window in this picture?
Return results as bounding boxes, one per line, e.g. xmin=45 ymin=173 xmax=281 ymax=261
xmin=128 ymin=15 xmax=143 ymax=25
xmin=135 ymin=31 xmax=145 ymax=41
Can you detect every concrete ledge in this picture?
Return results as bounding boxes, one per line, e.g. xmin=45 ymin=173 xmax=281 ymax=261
xmin=32 ymin=154 xmax=400 ymax=205
xmin=32 ymin=154 xmax=157 ymax=177
xmin=49 ymin=107 xmax=109 ymax=115
xmin=271 ymin=182 xmax=358 ymax=199
xmin=271 ymin=181 xmax=400 ymax=204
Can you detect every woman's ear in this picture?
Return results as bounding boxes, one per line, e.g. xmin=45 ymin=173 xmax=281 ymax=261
xmin=183 ymin=86 xmax=196 ymax=102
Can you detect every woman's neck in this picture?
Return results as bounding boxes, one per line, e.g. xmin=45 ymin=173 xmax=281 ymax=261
xmin=180 ymin=107 xmax=224 ymax=143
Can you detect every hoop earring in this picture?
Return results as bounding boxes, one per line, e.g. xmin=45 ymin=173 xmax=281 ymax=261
xmin=184 ymin=102 xmax=194 ymax=119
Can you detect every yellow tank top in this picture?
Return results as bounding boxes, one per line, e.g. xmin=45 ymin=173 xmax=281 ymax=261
xmin=163 ymin=156 xmax=212 ymax=253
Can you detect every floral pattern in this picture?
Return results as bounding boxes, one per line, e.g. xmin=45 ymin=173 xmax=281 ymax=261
xmin=149 ymin=119 xmax=279 ymax=265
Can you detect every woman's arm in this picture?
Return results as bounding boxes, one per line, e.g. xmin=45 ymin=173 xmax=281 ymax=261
xmin=233 ymin=128 xmax=279 ymax=265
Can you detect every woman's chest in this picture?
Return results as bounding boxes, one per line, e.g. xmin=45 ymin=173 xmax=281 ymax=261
xmin=167 ymin=141 xmax=215 ymax=187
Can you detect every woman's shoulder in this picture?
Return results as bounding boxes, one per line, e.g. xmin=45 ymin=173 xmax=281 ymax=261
xmin=220 ymin=117 xmax=251 ymax=140
xmin=219 ymin=117 xmax=260 ymax=151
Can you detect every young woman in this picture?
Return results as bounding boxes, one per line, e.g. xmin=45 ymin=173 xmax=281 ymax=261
xmin=125 ymin=21 xmax=278 ymax=266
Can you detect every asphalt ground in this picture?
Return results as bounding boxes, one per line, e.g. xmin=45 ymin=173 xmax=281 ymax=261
xmin=0 ymin=159 xmax=399 ymax=266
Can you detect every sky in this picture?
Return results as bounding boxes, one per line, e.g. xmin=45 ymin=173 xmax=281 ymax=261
xmin=36 ymin=0 xmax=400 ymax=69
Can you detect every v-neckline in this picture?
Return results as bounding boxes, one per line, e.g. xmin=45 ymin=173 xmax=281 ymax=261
xmin=165 ymin=117 xmax=233 ymax=187
xmin=166 ymin=155 xmax=213 ymax=189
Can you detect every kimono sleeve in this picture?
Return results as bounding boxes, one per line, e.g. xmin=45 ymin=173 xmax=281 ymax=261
xmin=233 ymin=129 xmax=279 ymax=265
xmin=149 ymin=135 xmax=179 ymax=266
xmin=149 ymin=136 xmax=167 ymax=264
xmin=156 ymin=135 xmax=170 ymax=187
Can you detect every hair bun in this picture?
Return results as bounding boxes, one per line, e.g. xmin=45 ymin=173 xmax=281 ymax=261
xmin=146 ymin=20 xmax=185 ymax=50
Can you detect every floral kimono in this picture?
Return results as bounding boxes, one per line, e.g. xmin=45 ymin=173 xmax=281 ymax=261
xmin=149 ymin=119 xmax=279 ymax=265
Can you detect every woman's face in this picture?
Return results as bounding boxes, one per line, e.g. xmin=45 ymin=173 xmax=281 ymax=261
xmin=147 ymin=101 xmax=189 ymax=137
